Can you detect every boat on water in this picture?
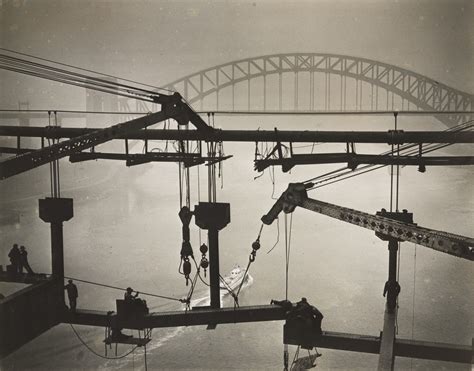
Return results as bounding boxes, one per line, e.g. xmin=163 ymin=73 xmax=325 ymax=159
xmin=220 ymin=265 xmax=253 ymax=293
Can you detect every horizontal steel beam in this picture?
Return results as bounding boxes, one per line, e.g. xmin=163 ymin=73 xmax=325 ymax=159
xmin=68 ymin=152 xmax=232 ymax=167
xmin=64 ymin=305 xmax=288 ymax=328
xmin=255 ymin=153 xmax=474 ymax=172
xmin=63 ymin=306 xmax=472 ymax=364
xmin=394 ymin=338 xmax=473 ymax=364
xmin=1 ymin=110 xmax=473 ymax=118
xmin=1 ymin=126 xmax=473 ymax=144
xmin=286 ymin=331 xmax=472 ymax=364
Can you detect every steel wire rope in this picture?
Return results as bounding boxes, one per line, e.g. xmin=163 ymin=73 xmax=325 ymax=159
xmin=234 ymin=259 xmax=252 ymax=300
xmin=269 ymin=165 xmax=277 ymax=199
xmin=284 ymin=213 xmax=293 ymax=301
xmin=64 ymin=276 xmax=185 ymax=302
xmin=306 ymin=138 xmax=468 ymax=189
xmin=0 ymin=56 xmax=171 ymax=108
xmin=266 ymin=216 xmax=280 ymax=254
xmin=0 ymin=48 xmax=174 ymax=94
xmin=69 ymin=324 xmax=139 ymax=360
xmin=307 ymin=141 xmax=469 ymax=190
xmin=0 ymin=63 xmax=155 ymax=103
xmin=0 ymin=109 xmax=149 ymax=114
xmin=197 ymin=163 xmax=202 ymax=246
xmin=289 ymin=345 xmax=301 ymax=371
xmin=0 ymin=55 xmax=156 ymax=99
xmin=195 ymin=110 xmax=474 ymax=116
xmin=219 ymin=274 xmax=240 ymax=307
xmin=191 ymin=256 xmax=210 ymax=288
xmin=228 ymin=223 xmax=267 ymax=306
xmin=303 ymin=120 xmax=474 ymax=187
xmin=233 ymin=224 xmax=264 ymax=304
xmin=410 ymin=243 xmax=418 ymax=370
xmin=304 ymin=120 xmax=474 ymax=183
xmin=184 ymin=269 xmax=200 ymax=310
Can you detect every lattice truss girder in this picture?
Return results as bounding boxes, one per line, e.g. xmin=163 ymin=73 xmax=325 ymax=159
xmin=161 ymin=53 xmax=472 ymax=114
xmin=262 ymin=183 xmax=474 ymax=261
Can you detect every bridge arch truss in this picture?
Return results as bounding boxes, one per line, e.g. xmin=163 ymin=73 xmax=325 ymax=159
xmin=158 ymin=53 xmax=473 ymax=127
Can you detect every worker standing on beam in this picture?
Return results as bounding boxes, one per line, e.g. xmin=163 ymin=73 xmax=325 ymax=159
xmin=383 ymin=279 xmax=401 ymax=313
xmin=64 ymin=279 xmax=78 ymax=312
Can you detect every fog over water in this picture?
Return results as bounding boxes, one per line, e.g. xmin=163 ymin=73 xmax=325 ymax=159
xmin=0 ymin=1 xmax=473 ymax=370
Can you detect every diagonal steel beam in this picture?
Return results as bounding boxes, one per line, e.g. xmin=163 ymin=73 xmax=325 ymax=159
xmin=0 ymin=110 xmax=174 ymax=180
xmin=261 ymin=183 xmax=474 ymax=260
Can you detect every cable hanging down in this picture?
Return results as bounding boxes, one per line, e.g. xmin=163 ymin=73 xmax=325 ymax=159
xmin=69 ymin=324 xmax=139 ymax=360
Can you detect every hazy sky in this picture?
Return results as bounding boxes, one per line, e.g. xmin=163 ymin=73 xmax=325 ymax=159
xmin=0 ymin=0 xmax=472 ymax=109
xmin=0 ymin=2 xmax=473 ymax=369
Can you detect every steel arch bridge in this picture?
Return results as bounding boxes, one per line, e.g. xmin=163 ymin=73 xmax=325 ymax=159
xmin=156 ymin=53 xmax=473 ymax=127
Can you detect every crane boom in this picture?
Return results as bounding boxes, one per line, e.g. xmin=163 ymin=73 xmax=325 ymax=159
xmin=261 ymin=183 xmax=474 ymax=261
xmin=0 ymin=95 xmax=214 ymax=180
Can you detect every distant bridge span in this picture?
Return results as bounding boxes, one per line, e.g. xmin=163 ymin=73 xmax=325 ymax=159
xmin=162 ymin=53 xmax=473 ymax=127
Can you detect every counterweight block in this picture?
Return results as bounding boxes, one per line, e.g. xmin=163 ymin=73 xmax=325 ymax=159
xmin=39 ymin=198 xmax=73 ymax=223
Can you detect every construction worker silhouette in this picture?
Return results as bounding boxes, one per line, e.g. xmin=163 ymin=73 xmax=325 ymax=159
xmin=124 ymin=287 xmax=139 ymax=302
xmin=64 ymin=279 xmax=78 ymax=312
xmin=19 ymin=246 xmax=34 ymax=274
xmin=8 ymin=244 xmax=21 ymax=273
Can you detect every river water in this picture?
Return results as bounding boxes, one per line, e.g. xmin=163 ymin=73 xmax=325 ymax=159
xmin=0 ymin=115 xmax=472 ymax=370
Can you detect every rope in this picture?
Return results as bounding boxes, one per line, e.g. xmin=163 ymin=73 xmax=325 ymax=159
xmin=0 ymin=47 xmax=174 ymax=93
xmin=219 ymin=274 xmax=239 ymax=307
xmin=64 ymin=276 xmax=185 ymax=303
xmin=304 ymin=119 xmax=474 ymax=189
xmin=178 ymin=161 xmax=183 ymax=209
xmin=396 ymin=242 xmax=401 ymax=335
xmin=235 ymin=259 xmax=252 ymax=299
xmin=69 ymin=324 xmax=138 ymax=360
xmin=197 ymin=163 xmax=202 ymax=246
xmin=266 ymin=216 xmax=280 ymax=254
xmin=289 ymin=345 xmax=300 ymax=371
xmin=183 ymin=269 xmax=201 ymax=310
xmin=410 ymin=243 xmax=417 ymax=370
xmin=270 ymin=165 xmax=277 ymax=199
xmin=284 ymin=214 xmax=288 ymax=300
xmin=192 ymin=257 xmax=210 ymax=287
xmin=411 ymin=244 xmax=418 ymax=340
xmin=284 ymin=214 xmax=293 ymax=301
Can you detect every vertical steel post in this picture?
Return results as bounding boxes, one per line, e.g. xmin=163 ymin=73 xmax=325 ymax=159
xmin=39 ymin=198 xmax=73 ymax=305
xmin=388 ymin=239 xmax=398 ymax=284
xmin=194 ymin=202 xmax=230 ymax=310
xmin=50 ymin=222 xmax=65 ymax=278
xmin=208 ymin=228 xmax=220 ymax=309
